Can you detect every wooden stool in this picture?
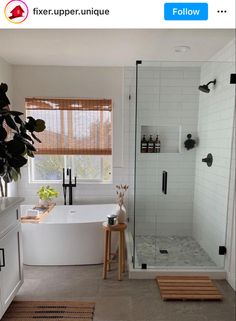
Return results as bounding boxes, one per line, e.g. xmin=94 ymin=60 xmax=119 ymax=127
xmin=102 ymin=222 xmax=127 ymax=281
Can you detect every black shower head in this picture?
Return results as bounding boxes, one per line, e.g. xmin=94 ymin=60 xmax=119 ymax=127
xmin=198 ymin=84 xmax=210 ymax=93
xmin=198 ymin=79 xmax=216 ymax=93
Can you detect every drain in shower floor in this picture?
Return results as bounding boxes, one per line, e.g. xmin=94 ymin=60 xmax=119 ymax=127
xmin=160 ymin=249 xmax=168 ymax=254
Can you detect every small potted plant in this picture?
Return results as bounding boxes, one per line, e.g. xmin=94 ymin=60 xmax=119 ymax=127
xmin=37 ymin=185 xmax=59 ymax=207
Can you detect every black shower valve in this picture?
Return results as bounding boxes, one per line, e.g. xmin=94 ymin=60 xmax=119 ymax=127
xmin=202 ymin=153 xmax=213 ymax=167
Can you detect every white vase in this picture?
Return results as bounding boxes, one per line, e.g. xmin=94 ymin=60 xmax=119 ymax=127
xmin=116 ymin=206 xmax=127 ymax=224
xmin=38 ymin=199 xmax=49 ymax=208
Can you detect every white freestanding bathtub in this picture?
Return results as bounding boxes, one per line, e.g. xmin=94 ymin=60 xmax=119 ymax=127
xmin=21 ymin=204 xmax=118 ymax=265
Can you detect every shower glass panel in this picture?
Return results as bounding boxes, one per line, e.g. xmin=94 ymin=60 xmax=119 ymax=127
xmin=133 ymin=60 xmax=235 ymax=270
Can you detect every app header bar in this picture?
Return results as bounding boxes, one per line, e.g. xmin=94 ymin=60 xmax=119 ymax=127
xmin=0 ymin=0 xmax=235 ymax=29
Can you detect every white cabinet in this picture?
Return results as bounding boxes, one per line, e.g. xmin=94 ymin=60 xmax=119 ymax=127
xmin=0 ymin=199 xmax=24 ymax=320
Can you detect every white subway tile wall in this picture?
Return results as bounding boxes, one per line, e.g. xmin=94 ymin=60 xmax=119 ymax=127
xmin=193 ymin=39 xmax=236 ymax=267
xmin=125 ymin=65 xmax=200 ymax=237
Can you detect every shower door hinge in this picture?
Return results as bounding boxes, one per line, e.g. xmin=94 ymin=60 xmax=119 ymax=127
xmin=141 ymin=263 xmax=147 ymax=270
xmin=219 ymin=246 xmax=227 ymax=255
xmin=132 ymin=256 xmax=134 ymax=263
xmin=230 ymin=74 xmax=236 ymax=84
xmin=129 ymin=94 xmax=131 ymax=101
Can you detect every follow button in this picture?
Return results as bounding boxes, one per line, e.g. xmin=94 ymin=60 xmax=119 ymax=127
xmin=164 ymin=3 xmax=208 ymax=20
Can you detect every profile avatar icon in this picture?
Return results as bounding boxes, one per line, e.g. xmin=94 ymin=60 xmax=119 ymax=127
xmin=9 ymin=5 xmax=25 ymax=19
xmin=4 ymin=0 xmax=29 ymax=24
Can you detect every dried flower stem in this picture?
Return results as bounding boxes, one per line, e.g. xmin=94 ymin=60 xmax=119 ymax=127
xmin=116 ymin=184 xmax=129 ymax=209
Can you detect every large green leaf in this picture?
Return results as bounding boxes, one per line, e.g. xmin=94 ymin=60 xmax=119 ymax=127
xmin=0 ymin=110 xmax=9 ymax=116
xmin=27 ymin=116 xmax=36 ymax=124
xmin=0 ymin=127 xmax=7 ymax=140
xmin=31 ymin=132 xmax=41 ymax=143
xmin=27 ymin=150 xmax=35 ymax=158
xmin=9 ymin=111 xmax=24 ymax=116
xmin=8 ymin=155 xmax=27 ymax=168
xmin=15 ymin=136 xmax=33 ymax=147
xmin=25 ymin=117 xmax=37 ymax=132
xmin=22 ymin=132 xmax=33 ymax=142
xmin=2 ymin=172 xmax=12 ymax=183
xmin=5 ymin=115 xmax=18 ymax=131
xmin=6 ymin=140 xmax=26 ymax=155
xmin=0 ymin=159 xmax=5 ymax=174
xmin=25 ymin=141 xmax=36 ymax=151
xmin=19 ymin=125 xmax=26 ymax=133
xmin=34 ymin=119 xmax=46 ymax=132
xmin=14 ymin=115 xmax=23 ymax=125
xmin=0 ymin=144 xmax=6 ymax=158
xmin=0 ymin=117 xmax=4 ymax=126
xmin=14 ymin=135 xmax=36 ymax=151
xmin=10 ymin=167 xmax=19 ymax=181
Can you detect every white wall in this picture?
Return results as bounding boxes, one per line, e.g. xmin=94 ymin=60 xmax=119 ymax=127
xmin=0 ymin=57 xmax=12 ymax=98
xmin=193 ymin=39 xmax=236 ymax=268
xmin=0 ymin=56 xmax=18 ymax=197
xmin=125 ymin=65 xmax=200 ymax=236
xmin=12 ymin=66 xmax=130 ymax=205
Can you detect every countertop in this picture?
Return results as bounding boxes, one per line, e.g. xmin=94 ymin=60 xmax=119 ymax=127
xmin=0 ymin=197 xmax=25 ymax=216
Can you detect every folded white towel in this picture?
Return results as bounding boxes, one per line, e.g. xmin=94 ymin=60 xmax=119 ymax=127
xmin=26 ymin=209 xmax=39 ymax=217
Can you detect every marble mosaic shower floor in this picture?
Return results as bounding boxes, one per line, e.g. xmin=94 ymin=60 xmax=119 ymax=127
xmin=135 ymin=235 xmax=217 ymax=267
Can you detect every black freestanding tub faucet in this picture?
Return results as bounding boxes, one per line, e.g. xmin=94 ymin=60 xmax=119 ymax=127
xmin=62 ymin=168 xmax=77 ymax=205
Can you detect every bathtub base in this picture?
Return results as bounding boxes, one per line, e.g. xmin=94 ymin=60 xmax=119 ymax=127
xmin=21 ymin=204 xmax=118 ymax=265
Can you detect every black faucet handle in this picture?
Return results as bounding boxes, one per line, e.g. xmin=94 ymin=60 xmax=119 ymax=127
xmin=70 ymin=176 xmax=77 ymax=187
xmin=202 ymin=153 xmax=213 ymax=167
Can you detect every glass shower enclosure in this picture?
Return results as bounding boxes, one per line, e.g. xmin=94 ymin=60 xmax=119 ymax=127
xmin=131 ymin=60 xmax=235 ymax=271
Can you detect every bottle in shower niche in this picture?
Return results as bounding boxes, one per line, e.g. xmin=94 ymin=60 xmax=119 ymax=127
xmin=154 ymin=135 xmax=161 ymax=153
xmin=140 ymin=135 xmax=148 ymax=153
xmin=148 ymin=135 xmax=155 ymax=153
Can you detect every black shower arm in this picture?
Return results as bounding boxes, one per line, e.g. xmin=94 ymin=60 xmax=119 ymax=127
xmin=206 ymin=79 xmax=216 ymax=86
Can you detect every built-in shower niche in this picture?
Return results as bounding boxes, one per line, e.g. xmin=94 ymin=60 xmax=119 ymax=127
xmin=141 ymin=125 xmax=181 ymax=153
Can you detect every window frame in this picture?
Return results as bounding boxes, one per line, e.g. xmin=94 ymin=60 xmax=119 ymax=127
xmin=28 ymin=155 xmax=112 ymax=184
xmin=26 ymin=97 xmax=113 ymax=184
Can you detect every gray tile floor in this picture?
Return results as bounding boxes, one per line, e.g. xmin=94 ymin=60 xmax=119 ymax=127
xmin=14 ymin=265 xmax=236 ymax=321
xmin=136 ymin=235 xmax=217 ymax=267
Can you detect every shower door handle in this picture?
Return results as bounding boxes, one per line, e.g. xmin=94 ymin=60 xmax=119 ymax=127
xmin=162 ymin=171 xmax=165 ymax=193
xmin=162 ymin=171 xmax=168 ymax=195
xmin=0 ymin=249 xmax=5 ymax=268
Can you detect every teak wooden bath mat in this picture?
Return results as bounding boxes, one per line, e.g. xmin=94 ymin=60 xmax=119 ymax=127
xmin=156 ymin=276 xmax=223 ymax=301
xmin=2 ymin=301 xmax=95 ymax=320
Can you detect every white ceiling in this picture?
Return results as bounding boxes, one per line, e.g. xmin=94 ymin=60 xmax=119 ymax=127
xmin=0 ymin=29 xmax=234 ymax=66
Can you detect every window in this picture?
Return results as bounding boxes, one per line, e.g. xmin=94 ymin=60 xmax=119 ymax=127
xmin=26 ymin=98 xmax=112 ymax=183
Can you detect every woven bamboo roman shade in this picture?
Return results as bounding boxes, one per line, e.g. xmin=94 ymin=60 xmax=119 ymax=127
xmin=25 ymin=98 xmax=112 ymax=155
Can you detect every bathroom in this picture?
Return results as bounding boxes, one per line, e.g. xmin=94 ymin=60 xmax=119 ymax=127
xmin=0 ymin=29 xmax=235 ymax=321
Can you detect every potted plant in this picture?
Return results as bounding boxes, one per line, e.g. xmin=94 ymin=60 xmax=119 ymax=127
xmin=37 ymin=185 xmax=59 ymax=207
xmin=0 ymin=83 xmax=46 ymax=196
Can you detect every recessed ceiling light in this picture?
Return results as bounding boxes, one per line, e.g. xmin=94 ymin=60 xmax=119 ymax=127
xmin=174 ymin=45 xmax=191 ymax=53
